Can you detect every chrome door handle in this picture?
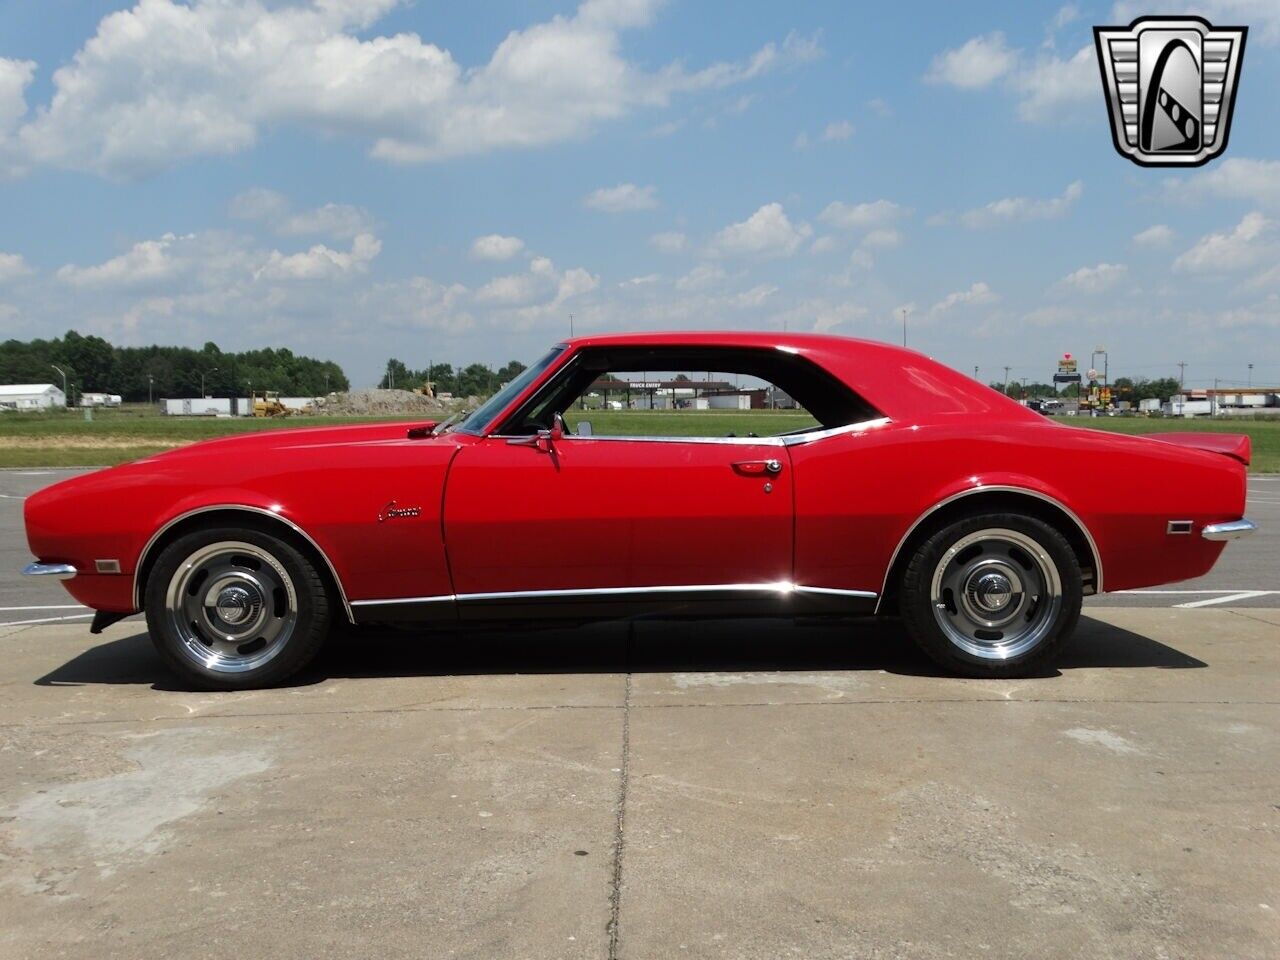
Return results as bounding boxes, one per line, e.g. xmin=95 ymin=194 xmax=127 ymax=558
xmin=733 ymin=459 xmax=784 ymax=476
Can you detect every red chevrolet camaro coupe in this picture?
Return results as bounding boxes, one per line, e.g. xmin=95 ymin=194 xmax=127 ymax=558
xmin=24 ymin=332 xmax=1256 ymax=689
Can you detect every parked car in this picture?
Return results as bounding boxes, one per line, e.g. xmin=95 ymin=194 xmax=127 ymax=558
xmin=23 ymin=332 xmax=1255 ymax=688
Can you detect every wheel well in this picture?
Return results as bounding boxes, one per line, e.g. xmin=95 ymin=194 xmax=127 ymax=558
xmin=878 ymin=491 xmax=1098 ymax=614
xmin=134 ymin=508 xmax=353 ymax=622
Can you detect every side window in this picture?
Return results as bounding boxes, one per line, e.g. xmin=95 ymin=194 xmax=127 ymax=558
xmin=494 ymin=346 xmax=881 ymax=440
xmin=563 ymin=369 xmax=818 ymax=439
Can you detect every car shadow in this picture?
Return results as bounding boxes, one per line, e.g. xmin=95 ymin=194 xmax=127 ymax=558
xmin=33 ymin=613 xmax=1205 ymax=690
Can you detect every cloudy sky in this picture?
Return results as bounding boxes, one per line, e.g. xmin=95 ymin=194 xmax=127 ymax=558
xmin=1 ymin=0 xmax=1278 ymax=388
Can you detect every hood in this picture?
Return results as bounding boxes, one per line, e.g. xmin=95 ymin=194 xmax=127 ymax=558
xmin=136 ymin=420 xmax=443 ymax=464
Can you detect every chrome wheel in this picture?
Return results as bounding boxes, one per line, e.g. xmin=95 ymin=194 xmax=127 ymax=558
xmin=164 ymin=541 xmax=298 ymax=675
xmin=929 ymin=527 xmax=1063 ymax=661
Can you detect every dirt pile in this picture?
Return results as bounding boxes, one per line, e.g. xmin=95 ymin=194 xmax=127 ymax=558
xmin=310 ymin=389 xmax=455 ymax=416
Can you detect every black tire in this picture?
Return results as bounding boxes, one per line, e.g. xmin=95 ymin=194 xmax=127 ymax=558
xmin=144 ymin=526 xmax=330 ymax=690
xmin=899 ymin=513 xmax=1082 ymax=678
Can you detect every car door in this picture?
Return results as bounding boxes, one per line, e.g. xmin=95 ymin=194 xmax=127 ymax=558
xmin=442 ymin=432 xmax=792 ymax=607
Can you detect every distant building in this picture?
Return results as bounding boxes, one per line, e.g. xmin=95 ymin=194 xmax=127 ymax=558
xmin=79 ymin=392 xmax=123 ymax=407
xmin=0 ymin=383 xmax=66 ymax=411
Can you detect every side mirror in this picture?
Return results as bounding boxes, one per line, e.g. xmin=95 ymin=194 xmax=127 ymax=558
xmin=550 ymin=413 xmax=566 ymax=442
xmin=576 ymin=420 xmax=593 ymax=437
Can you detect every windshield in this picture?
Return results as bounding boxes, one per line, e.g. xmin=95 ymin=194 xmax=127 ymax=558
xmin=454 ymin=345 xmax=566 ymax=435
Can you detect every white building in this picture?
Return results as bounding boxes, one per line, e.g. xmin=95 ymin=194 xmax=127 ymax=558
xmin=0 ymin=383 xmax=66 ymax=410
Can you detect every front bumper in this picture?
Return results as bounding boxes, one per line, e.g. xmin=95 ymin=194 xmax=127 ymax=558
xmin=1201 ymin=519 xmax=1257 ymax=541
xmin=22 ymin=561 xmax=77 ymax=580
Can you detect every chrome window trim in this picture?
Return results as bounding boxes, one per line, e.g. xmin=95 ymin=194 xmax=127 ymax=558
xmin=350 ymin=582 xmax=878 ymax=607
xmin=132 ymin=505 xmax=355 ymax=623
xmin=1201 ymin=518 xmax=1256 ymax=541
xmin=489 ymin=416 xmax=893 ymax=447
xmin=874 ymin=485 xmax=1104 ymax=613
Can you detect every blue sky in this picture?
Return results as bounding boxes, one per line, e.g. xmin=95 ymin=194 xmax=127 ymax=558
xmin=1 ymin=0 xmax=1277 ymax=388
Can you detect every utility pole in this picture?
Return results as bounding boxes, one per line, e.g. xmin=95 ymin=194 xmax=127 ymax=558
xmin=569 ymin=313 xmax=574 ymax=338
xmin=974 ymin=365 xmax=979 ymax=381
xmin=901 ymin=308 xmax=908 ymax=348
xmin=1248 ymin=363 xmax=1253 ymax=387
xmin=51 ymin=364 xmax=68 ymax=407
xmin=1177 ymin=361 xmax=1187 ymax=417
xmin=148 ymin=375 xmax=154 ymax=405
xmin=1003 ymin=366 xmax=1011 ymax=396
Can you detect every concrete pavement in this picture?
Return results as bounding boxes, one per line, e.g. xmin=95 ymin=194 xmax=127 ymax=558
xmin=1 ymin=610 xmax=1277 ymax=959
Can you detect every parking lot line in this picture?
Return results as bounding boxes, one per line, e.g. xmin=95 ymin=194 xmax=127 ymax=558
xmin=0 ymin=605 xmax=88 ymax=611
xmin=1175 ymin=591 xmax=1276 ymax=609
xmin=0 ymin=613 xmax=94 ymax=627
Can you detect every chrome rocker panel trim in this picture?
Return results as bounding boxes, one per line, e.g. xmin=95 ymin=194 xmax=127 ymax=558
xmin=1201 ymin=518 xmax=1257 ymax=541
xmin=23 ymin=561 xmax=78 ymax=580
xmin=874 ymin=485 xmax=1104 ymax=614
xmin=133 ymin=505 xmax=355 ymax=623
xmin=350 ymin=582 xmax=878 ymax=623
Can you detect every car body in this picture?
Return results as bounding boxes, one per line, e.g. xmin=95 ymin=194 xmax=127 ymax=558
xmin=23 ymin=332 xmax=1256 ymax=687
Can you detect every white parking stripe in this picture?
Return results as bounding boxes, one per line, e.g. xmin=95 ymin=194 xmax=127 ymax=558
xmin=0 ymin=614 xmax=94 ymax=626
xmin=1112 ymin=589 xmax=1261 ymax=594
xmin=0 ymin=494 xmax=26 ymax=500
xmin=1175 ymin=591 xmax=1276 ymax=608
xmin=0 ymin=605 xmax=88 ymax=611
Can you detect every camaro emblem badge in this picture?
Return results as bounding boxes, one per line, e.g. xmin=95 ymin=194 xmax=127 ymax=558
xmin=1093 ymin=16 xmax=1246 ymax=167
xmin=378 ymin=500 xmax=422 ymax=522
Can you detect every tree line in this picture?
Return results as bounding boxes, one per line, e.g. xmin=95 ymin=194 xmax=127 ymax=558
xmin=0 ymin=331 xmax=348 ymax=402
xmin=988 ymin=377 xmax=1183 ymax=402
xmin=379 ymin=358 xmax=527 ymax=397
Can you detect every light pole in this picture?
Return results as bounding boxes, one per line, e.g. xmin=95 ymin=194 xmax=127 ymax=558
xmin=1003 ymin=365 xmax=1011 ymax=396
xmin=901 ymin=308 xmax=908 ymax=348
xmin=1248 ymin=363 xmax=1253 ymax=387
xmin=974 ymin=365 xmax=980 ymax=381
xmin=200 ymin=366 xmax=218 ymax=398
xmin=148 ymin=375 xmax=154 ymax=405
xmin=51 ymin=364 xmax=68 ymax=407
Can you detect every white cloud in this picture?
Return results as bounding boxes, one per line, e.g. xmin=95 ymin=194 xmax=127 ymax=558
xmin=257 ymin=233 xmax=381 ymax=281
xmin=925 ymin=33 xmax=1017 ymax=89
xmin=710 ymin=202 xmax=811 ymax=258
xmin=649 ymin=231 xmax=687 ymax=254
xmin=230 ymin=188 xmax=373 ymax=240
xmin=1174 ymin=212 xmax=1271 ymax=273
xmin=470 ymin=234 xmax=526 ymax=261
xmin=1014 ymin=46 xmax=1096 ymax=121
xmin=867 ymin=97 xmax=892 ymax=117
xmin=475 ymin=255 xmax=598 ymax=309
xmin=821 ymin=120 xmax=854 ymax=142
xmin=1055 ymin=262 xmax=1127 ymax=293
xmin=1133 ymin=224 xmax=1175 ymax=247
xmin=1183 ymin=158 xmax=1280 ymax=209
xmin=0 ymin=58 xmax=34 ymax=135
xmin=675 ymin=263 xmax=726 ymax=290
xmin=0 ymin=252 xmax=33 ymax=283
xmin=58 ymin=234 xmax=189 ymax=287
xmin=1 ymin=1 xmax=820 ymax=179
xmin=861 ymin=228 xmax=901 ymax=249
xmin=929 ymin=282 xmax=998 ymax=317
xmin=584 ymin=182 xmax=658 ymax=213
xmin=958 ymin=180 xmax=1083 ymax=228
xmin=818 ymin=199 xmax=904 ymax=230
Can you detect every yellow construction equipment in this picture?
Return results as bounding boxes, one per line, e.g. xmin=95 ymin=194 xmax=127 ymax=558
xmin=417 ymin=381 xmax=436 ymax=399
xmin=251 ymin=391 xmax=291 ymax=417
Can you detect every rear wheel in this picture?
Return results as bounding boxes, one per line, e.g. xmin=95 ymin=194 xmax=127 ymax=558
xmin=144 ymin=527 xmax=330 ymax=690
xmin=899 ymin=513 xmax=1082 ymax=677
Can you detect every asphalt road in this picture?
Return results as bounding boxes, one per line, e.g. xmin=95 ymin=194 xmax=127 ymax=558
xmin=2 ymin=469 xmax=1276 ymax=622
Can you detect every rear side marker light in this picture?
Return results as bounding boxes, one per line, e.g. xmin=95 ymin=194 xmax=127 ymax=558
xmin=1166 ymin=521 xmax=1193 ymax=535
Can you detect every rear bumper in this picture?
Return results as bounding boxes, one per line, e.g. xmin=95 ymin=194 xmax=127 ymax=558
xmin=22 ymin=561 xmax=77 ymax=580
xmin=1201 ymin=519 xmax=1257 ymax=541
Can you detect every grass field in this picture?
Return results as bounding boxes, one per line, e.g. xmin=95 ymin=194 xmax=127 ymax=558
xmin=1 ymin=405 xmax=1276 ymax=471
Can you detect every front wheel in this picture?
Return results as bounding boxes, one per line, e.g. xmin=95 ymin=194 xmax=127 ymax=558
xmin=899 ymin=513 xmax=1082 ymax=678
xmin=144 ymin=527 xmax=331 ymax=690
